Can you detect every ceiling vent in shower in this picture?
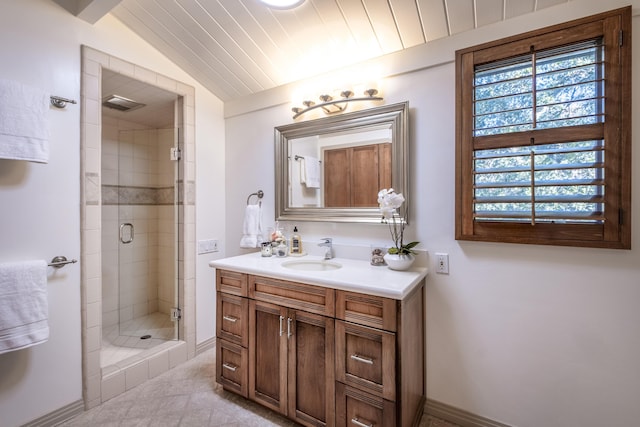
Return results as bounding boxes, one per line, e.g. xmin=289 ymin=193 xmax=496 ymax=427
xmin=102 ymin=94 xmax=146 ymax=112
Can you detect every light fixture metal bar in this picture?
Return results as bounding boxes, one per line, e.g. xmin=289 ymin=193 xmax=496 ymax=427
xmin=292 ymin=93 xmax=383 ymax=119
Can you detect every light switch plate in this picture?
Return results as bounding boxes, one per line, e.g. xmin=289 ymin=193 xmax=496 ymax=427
xmin=197 ymin=239 xmax=219 ymax=254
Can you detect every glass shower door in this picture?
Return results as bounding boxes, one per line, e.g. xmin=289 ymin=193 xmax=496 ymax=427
xmin=116 ymin=126 xmax=180 ymax=346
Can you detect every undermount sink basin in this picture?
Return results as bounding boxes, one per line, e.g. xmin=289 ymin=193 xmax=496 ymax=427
xmin=281 ymin=259 xmax=342 ymax=271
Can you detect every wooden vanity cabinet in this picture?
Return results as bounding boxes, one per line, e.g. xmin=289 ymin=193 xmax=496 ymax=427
xmin=215 ymin=269 xmax=425 ymax=427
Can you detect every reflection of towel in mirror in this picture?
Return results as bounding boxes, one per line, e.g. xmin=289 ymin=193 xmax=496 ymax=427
xmin=0 ymin=260 xmax=49 ymax=354
xmin=240 ymin=204 xmax=263 ymax=248
xmin=301 ymin=156 xmax=320 ymax=188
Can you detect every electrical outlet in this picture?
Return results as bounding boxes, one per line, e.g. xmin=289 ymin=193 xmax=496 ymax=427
xmin=197 ymin=239 xmax=219 ymax=254
xmin=435 ymin=253 xmax=449 ymax=274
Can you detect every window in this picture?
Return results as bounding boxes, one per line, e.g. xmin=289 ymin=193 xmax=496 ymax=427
xmin=455 ymin=7 xmax=631 ymax=249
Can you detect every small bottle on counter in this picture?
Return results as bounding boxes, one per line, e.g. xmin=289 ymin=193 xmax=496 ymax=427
xmin=290 ymin=226 xmax=302 ymax=255
xmin=276 ymin=242 xmax=288 ymax=257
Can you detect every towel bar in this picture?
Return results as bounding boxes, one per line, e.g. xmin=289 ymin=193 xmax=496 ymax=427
xmin=48 ymin=256 xmax=77 ymax=269
xmin=294 ymin=155 xmax=321 ymax=162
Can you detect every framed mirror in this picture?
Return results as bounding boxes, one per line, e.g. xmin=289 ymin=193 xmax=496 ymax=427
xmin=275 ymin=101 xmax=409 ymax=223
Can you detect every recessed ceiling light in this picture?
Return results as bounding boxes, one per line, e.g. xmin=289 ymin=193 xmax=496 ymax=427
xmin=259 ymin=0 xmax=305 ymax=9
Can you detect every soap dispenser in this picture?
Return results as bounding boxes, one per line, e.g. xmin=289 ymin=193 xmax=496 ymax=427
xmin=290 ymin=226 xmax=302 ymax=255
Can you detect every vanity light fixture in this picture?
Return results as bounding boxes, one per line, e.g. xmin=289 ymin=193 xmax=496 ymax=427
xmin=291 ymin=88 xmax=383 ymax=119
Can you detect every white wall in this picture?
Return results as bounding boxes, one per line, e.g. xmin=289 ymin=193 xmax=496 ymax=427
xmin=224 ymin=1 xmax=640 ymax=426
xmin=0 ymin=1 xmax=224 ymax=426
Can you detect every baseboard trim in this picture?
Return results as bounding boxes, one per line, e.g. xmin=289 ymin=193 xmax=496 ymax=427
xmin=426 ymin=398 xmax=512 ymax=427
xmin=21 ymin=399 xmax=84 ymax=427
xmin=196 ymin=336 xmax=216 ymax=354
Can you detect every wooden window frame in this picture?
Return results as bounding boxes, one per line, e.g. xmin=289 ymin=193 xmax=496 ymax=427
xmin=455 ymin=7 xmax=631 ymax=249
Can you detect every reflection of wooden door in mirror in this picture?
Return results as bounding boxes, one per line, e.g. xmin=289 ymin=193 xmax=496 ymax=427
xmin=324 ymin=149 xmax=350 ymax=207
xmin=324 ymin=143 xmax=391 ymax=207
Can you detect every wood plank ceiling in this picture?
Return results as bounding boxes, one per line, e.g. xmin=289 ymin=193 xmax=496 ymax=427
xmin=110 ymin=0 xmax=570 ymax=103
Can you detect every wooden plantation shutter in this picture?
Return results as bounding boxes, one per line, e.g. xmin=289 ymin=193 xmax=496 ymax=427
xmin=455 ymin=7 xmax=631 ymax=248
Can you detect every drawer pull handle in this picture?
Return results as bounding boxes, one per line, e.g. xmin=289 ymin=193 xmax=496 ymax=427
xmin=351 ymin=417 xmax=374 ymax=427
xmin=223 ymin=315 xmax=238 ymax=323
xmin=350 ymin=354 xmax=374 ymax=365
xmin=222 ymin=363 xmax=237 ymax=372
xmin=279 ymin=315 xmax=284 ymax=336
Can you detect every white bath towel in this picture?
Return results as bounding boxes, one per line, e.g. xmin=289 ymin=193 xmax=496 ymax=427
xmin=301 ymin=156 xmax=320 ymax=188
xmin=240 ymin=204 xmax=263 ymax=248
xmin=0 ymin=79 xmax=50 ymax=163
xmin=0 ymin=260 xmax=49 ymax=354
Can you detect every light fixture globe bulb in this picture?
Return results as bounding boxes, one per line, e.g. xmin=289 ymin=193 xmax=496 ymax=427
xmin=259 ymin=0 xmax=305 ymax=9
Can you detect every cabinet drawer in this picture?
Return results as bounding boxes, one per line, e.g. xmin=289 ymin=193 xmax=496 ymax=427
xmin=336 ymin=321 xmax=396 ymax=401
xmin=216 ymin=269 xmax=248 ymax=296
xmin=336 ymin=291 xmax=397 ymax=332
xmin=336 ymin=382 xmax=395 ymax=427
xmin=217 ymin=292 xmax=248 ymax=347
xmin=216 ymin=339 xmax=248 ymax=398
xmin=249 ymin=275 xmax=335 ymax=317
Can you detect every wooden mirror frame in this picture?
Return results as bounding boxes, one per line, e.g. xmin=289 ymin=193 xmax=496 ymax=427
xmin=275 ymin=101 xmax=409 ymax=223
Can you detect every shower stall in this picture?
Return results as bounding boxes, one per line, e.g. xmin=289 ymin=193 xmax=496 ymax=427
xmin=100 ymin=70 xmax=181 ymax=367
xmin=81 ymin=47 xmax=196 ymax=408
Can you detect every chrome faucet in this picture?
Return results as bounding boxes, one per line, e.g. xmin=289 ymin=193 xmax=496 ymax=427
xmin=318 ymin=238 xmax=333 ymax=260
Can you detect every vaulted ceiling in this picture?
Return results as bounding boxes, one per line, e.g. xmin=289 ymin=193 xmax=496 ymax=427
xmin=56 ymin=0 xmax=571 ymax=103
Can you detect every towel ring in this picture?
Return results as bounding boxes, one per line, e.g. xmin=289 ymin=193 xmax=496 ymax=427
xmin=247 ymin=190 xmax=264 ymax=205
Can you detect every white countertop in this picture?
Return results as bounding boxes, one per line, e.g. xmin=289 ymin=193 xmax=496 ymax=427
xmin=208 ymin=252 xmax=428 ymax=300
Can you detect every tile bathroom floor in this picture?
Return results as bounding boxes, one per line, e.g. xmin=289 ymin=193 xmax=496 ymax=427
xmin=60 ymin=347 xmax=460 ymax=427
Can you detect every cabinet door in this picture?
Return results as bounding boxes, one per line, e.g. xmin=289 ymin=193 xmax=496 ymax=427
xmin=350 ymin=144 xmax=379 ymax=208
xmin=324 ymin=148 xmax=351 ymax=207
xmin=287 ymin=310 xmax=335 ymax=427
xmin=217 ymin=292 xmax=248 ymax=347
xmin=249 ymin=299 xmax=288 ymax=414
xmin=336 ymin=321 xmax=396 ymax=401
xmin=336 ymin=382 xmax=395 ymax=427
xmin=216 ymin=339 xmax=248 ymax=398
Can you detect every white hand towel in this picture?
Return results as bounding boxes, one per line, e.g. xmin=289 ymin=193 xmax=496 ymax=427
xmin=301 ymin=156 xmax=321 ymax=189
xmin=0 ymin=79 xmax=50 ymax=163
xmin=240 ymin=204 xmax=263 ymax=248
xmin=0 ymin=260 xmax=49 ymax=354
xmin=299 ymin=158 xmax=306 ymax=185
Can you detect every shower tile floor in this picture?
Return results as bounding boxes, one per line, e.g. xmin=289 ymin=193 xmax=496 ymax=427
xmin=102 ymin=312 xmax=176 ymax=367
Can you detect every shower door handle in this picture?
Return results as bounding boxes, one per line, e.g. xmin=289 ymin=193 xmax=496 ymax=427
xmin=120 ymin=223 xmax=134 ymax=244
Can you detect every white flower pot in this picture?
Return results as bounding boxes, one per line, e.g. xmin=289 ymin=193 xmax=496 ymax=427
xmin=383 ymin=253 xmax=415 ymax=271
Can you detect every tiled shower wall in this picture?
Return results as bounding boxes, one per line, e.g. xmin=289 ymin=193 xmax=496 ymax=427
xmin=101 ymin=116 xmax=176 ymax=329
